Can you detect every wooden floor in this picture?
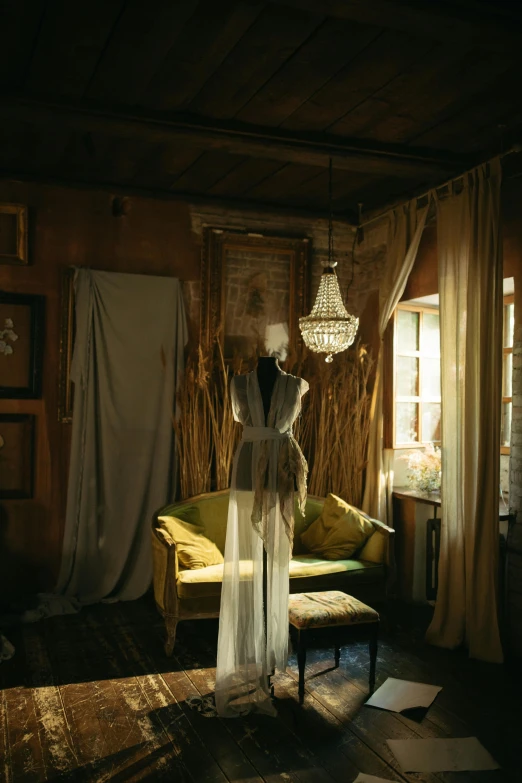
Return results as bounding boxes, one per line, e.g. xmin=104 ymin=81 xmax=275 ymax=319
xmin=1 ymin=596 xmax=520 ymax=782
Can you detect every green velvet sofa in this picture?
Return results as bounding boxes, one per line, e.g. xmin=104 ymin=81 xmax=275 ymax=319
xmin=151 ymin=489 xmax=395 ymax=655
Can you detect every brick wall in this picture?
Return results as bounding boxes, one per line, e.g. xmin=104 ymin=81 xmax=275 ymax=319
xmin=186 ymin=204 xmax=386 ymax=343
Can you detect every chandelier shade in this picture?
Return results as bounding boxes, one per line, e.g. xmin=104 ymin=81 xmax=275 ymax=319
xmin=298 ymin=158 xmax=359 ymax=362
xmin=299 ymin=266 xmax=359 ymax=362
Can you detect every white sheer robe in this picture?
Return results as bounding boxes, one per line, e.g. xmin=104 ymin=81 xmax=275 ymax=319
xmin=215 ymin=370 xmax=308 ymax=717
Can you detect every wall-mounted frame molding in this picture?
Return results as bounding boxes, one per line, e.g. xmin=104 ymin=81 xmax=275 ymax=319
xmin=0 ymin=203 xmax=28 ymax=265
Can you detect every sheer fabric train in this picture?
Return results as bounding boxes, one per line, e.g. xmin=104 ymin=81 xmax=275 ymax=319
xmin=215 ymin=369 xmax=308 ymax=717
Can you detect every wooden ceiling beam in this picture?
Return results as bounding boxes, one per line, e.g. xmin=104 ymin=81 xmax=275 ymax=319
xmin=0 ymin=96 xmax=471 ymax=179
xmin=0 ymin=167 xmax=340 ymax=221
xmin=272 ymin=0 xmax=522 ymax=52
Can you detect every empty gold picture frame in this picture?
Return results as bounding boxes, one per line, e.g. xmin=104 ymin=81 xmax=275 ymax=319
xmin=0 ymin=204 xmax=28 ymax=265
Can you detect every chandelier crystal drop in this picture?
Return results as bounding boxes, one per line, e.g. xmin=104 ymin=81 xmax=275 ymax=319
xmin=299 ymin=160 xmax=359 ymax=362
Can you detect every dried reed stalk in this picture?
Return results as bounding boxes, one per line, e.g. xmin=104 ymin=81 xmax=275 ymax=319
xmin=172 ymin=347 xmax=213 ymax=499
xmin=289 ymin=342 xmax=374 ymax=508
xmin=206 ymin=340 xmax=241 ymax=491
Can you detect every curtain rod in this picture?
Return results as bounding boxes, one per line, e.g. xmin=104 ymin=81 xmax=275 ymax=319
xmin=357 ymin=144 xmax=522 ymax=232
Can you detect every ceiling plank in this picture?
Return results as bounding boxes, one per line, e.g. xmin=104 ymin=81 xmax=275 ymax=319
xmin=0 ymin=0 xmax=46 ymax=89
xmin=186 ymin=3 xmax=325 ymax=119
xmin=242 ymin=162 xmax=325 ymax=200
xmin=236 ymin=16 xmax=382 ymax=127
xmin=0 ymin=97 xmax=471 ymax=179
xmin=281 ymin=28 xmax=432 ymax=133
xmin=85 ymin=0 xmax=200 ymax=104
xmin=327 ymin=43 xmax=482 ymax=139
xmin=271 ymin=0 xmax=522 ymax=53
xmin=132 ymin=144 xmax=205 ymax=190
xmin=24 ymin=0 xmax=125 ymax=98
xmin=169 ymin=150 xmax=248 ymax=192
xmin=410 ymin=65 xmax=522 ymax=153
xmin=207 ymin=158 xmax=286 ymax=196
xmin=362 ymin=49 xmax=518 ymax=145
xmin=142 ymin=0 xmax=265 ymax=111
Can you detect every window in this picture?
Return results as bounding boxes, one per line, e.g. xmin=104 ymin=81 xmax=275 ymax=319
xmin=389 ymin=294 xmax=514 ymax=452
xmin=393 ymin=305 xmax=441 ymax=447
xmin=502 ymin=295 xmax=514 ymax=454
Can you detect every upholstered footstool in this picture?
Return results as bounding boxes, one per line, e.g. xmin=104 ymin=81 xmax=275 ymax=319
xmin=288 ymin=590 xmax=379 ymax=704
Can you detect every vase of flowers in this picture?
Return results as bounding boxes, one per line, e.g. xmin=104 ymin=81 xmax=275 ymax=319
xmin=400 ymin=444 xmax=441 ymax=494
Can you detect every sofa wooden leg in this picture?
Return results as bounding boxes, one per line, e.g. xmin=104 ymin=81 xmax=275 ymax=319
xmin=164 ymin=617 xmax=179 ymax=657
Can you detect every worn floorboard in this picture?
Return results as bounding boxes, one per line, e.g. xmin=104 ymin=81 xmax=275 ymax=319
xmin=0 ymin=596 xmax=520 ymax=782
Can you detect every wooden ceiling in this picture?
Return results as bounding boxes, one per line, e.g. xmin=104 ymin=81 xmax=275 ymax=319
xmin=1 ymin=0 xmax=522 ymax=219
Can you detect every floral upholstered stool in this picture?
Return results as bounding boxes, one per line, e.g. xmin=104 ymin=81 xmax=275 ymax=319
xmin=288 ymin=590 xmax=379 ymax=704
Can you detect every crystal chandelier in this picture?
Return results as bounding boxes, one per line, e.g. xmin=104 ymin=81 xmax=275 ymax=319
xmin=299 ymin=160 xmax=359 ymax=362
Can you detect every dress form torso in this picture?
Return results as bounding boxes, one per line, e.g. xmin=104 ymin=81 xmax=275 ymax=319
xmin=257 ymin=356 xmax=280 ymax=424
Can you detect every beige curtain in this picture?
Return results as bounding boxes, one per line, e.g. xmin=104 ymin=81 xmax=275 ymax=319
xmin=426 ymin=159 xmax=503 ymax=663
xmin=362 ymin=199 xmax=430 ymax=523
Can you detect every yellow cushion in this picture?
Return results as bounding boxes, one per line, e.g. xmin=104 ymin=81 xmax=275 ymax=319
xmin=176 ymin=555 xmax=382 ymax=599
xmin=158 ymin=515 xmax=224 ymax=570
xmin=300 ymin=493 xmax=375 ymax=560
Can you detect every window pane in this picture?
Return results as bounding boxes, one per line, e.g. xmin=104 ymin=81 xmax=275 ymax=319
xmin=423 ymin=357 xmax=441 ymax=398
xmin=422 ymin=402 xmax=441 ymax=443
xmin=501 ymin=402 xmax=512 ymax=447
xmin=504 ymin=352 xmax=513 ymax=398
xmin=504 ymin=303 xmax=514 ymax=349
xmin=396 ymin=402 xmax=419 ymax=443
xmin=397 ymin=356 xmax=419 ymax=396
xmin=397 ymin=310 xmax=419 ymax=352
xmin=423 ymin=312 xmax=440 ymax=356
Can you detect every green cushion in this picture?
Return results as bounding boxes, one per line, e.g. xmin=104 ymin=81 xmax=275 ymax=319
xmin=176 ymin=555 xmax=382 ymax=599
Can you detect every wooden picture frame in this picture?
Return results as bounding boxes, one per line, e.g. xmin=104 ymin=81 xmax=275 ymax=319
xmin=0 ymin=204 xmax=28 ymax=265
xmin=0 ymin=414 xmax=35 ymax=498
xmin=58 ymin=267 xmax=75 ymax=423
xmin=0 ymin=291 xmax=44 ymax=399
xmin=200 ymin=229 xmax=310 ymax=362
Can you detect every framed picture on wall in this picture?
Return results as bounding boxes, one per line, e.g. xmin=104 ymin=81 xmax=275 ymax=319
xmin=200 ymin=229 xmax=310 ymax=363
xmin=0 ymin=414 xmax=35 ymax=498
xmin=0 ymin=292 xmax=45 ymax=398
xmin=0 ymin=204 xmax=28 ymax=265
xmin=58 ymin=267 xmax=75 ymax=423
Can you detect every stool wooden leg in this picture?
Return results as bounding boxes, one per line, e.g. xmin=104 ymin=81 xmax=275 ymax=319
xmin=334 ymin=645 xmax=341 ymax=669
xmin=297 ymin=631 xmax=306 ymax=704
xmin=369 ymin=623 xmax=378 ymax=693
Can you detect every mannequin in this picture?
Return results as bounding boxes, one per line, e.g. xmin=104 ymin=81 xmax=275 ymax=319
xmin=257 ymin=355 xmax=280 ymax=421
xmin=256 ymin=355 xmax=281 ymax=697
xmin=215 ymin=352 xmax=309 ymax=717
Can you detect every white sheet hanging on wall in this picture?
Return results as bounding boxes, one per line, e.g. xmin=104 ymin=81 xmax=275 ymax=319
xmin=57 ymin=269 xmax=187 ymax=603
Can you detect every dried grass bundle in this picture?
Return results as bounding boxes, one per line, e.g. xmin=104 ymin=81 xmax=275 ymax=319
xmin=206 ymin=340 xmax=241 ymax=491
xmin=174 ymin=338 xmax=373 ymax=507
xmin=172 ymin=347 xmax=213 ymax=499
xmin=289 ymin=342 xmax=373 ymax=508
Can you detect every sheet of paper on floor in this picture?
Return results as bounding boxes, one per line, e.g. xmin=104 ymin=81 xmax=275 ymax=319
xmin=387 ymin=737 xmax=500 ymax=772
xmin=353 ymin=774 xmax=396 ymax=783
xmin=365 ymin=677 xmax=442 ymax=713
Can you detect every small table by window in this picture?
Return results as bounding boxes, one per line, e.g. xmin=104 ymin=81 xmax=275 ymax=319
xmin=392 ymin=488 xmax=514 ymax=602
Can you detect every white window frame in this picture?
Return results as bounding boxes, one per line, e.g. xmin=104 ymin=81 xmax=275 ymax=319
xmin=392 ymin=303 xmax=441 ymax=449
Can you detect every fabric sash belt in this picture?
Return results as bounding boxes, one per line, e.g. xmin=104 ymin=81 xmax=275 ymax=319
xmin=241 ymin=426 xmax=291 ymax=442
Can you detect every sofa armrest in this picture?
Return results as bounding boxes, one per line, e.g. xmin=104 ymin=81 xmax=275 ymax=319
xmin=358 ymin=517 xmax=395 ymax=564
xmin=151 ymin=524 xmax=179 ymax=617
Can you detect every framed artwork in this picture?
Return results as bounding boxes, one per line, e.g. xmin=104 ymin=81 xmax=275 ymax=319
xmin=58 ymin=267 xmax=75 ymax=423
xmin=0 ymin=414 xmax=35 ymax=499
xmin=200 ymin=229 xmax=310 ymax=362
xmin=0 ymin=291 xmax=45 ymax=398
xmin=0 ymin=204 xmax=28 ymax=265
